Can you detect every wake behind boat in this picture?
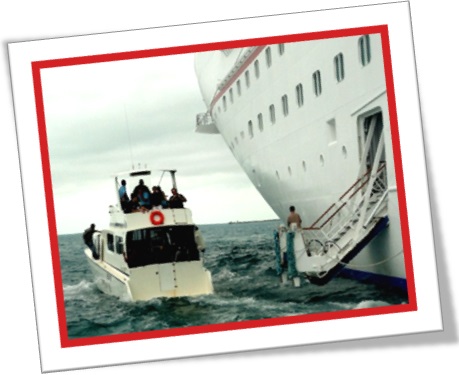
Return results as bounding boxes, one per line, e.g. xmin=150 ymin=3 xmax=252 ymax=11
xmin=83 ymin=167 xmax=213 ymax=301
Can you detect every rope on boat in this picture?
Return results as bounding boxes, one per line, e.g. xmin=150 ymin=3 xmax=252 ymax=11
xmin=321 ymin=240 xmax=405 ymax=268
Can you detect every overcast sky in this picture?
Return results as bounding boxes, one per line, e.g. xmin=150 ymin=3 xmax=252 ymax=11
xmin=40 ymin=51 xmax=278 ymax=235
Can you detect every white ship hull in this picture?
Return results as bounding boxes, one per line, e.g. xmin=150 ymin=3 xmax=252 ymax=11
xmin=194 ymin=33 xmax=406 ymax=289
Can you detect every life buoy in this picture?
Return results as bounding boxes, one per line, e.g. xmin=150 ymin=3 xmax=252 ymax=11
xmin=150 ymin=210 xmax=164 ymax=225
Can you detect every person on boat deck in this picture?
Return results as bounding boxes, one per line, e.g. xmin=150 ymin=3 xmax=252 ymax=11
xmin=125 ymin=193 xmax=147 ymax=213
xmin=151 ymin=185 xmax=168 ymax=209
xmin=118 ymin=179 xmax=130 ymax=211
xmin=168 ymin=187 xmax=187 ymax=208
xmin=287 ymin=206 xmax=302 ymax=229
xmin=83 ymin=224 xmax=100 ymax=259
xmin=132 ymin=179 xmax=151 ymax=209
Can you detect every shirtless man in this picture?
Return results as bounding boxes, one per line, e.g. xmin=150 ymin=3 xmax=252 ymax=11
xmin=287 ymin=206 xmax=302 ymax=229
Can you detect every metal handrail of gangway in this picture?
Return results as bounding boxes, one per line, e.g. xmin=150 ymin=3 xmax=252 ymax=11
xmin=300 ymin=162 xmax=388 ymax=250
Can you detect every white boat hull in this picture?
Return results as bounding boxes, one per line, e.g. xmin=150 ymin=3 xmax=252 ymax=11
xmin=85 ymin=248 xmax=213 ymax=301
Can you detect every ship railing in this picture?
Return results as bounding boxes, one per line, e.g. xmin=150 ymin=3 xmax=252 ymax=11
xmin=195 ymin=111 xmax=219 ymax=134
xmin=196 ymin=111 xmax=215 ymax=127
xmin=217 ymin=47 xmax=258 ymax=91
xmin=300 ymin=162 xmax=387 ymax=254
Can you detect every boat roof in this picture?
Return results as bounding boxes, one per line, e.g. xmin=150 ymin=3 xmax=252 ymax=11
xmin=112 ymin=168 xmax=177 ymax=179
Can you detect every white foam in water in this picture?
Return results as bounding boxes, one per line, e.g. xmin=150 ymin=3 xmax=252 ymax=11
xmin=63 ymin=280 xmax=95 ymax=300
xmin=353 ymin=300 xmax=391 ymax=309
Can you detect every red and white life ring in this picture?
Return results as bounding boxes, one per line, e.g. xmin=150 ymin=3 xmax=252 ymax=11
xmin=150 ymin=210 xmax=164 ymax=225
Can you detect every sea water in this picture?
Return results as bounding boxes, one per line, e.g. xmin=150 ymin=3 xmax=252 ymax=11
xmin=59 ymin=220 xmax=408 ymax=339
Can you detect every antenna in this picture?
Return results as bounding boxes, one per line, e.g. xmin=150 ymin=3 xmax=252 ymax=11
xmin=124 ymin=104 xmax=135 ymax=169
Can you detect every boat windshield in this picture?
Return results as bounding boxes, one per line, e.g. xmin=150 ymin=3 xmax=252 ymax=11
xmin=125 ymin=225 xmax=199 ymax=268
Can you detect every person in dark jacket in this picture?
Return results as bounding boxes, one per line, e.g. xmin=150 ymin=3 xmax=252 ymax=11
xmin=168 ymin=188 xmax=187 ymax=208
xmin=83 ymin=224 xmax=100 ymax=259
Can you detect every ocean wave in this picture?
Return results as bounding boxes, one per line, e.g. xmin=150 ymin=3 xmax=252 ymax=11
xmin=63 ymin=280 xmax=96 ymax=300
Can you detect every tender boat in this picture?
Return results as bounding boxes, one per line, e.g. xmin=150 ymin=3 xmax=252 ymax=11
xmin=84 ymin=167 xmax=214 ymax=301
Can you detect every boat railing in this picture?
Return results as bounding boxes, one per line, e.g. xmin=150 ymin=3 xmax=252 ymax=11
xmin=216 ymin=46 xmax=258 ymax=91
xmin=300 ymin=162 xmax=388 ymax=251
xmin=196 ymin=111 xmax=215 ymax=127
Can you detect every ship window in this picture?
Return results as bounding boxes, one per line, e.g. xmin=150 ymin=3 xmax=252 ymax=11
xmin=313 ymin=70 xmax=322 ymax=96
xmin=334 ymin=53 xmax=345 ymax=82
xmin=278 ymin=43 xmax=285 ymax=55
xmin=248 ymin=120 xmax=254 ymax=138
xmin=258 ymin=113 xmax=264 ymax=131
xmin=269 ymin=104 xmax=276 ymax=124
xmin=223 ymin=96 xmax=227 ymax=111
xmin=266 ymin=47 xmax=272 ymax=68
xmin=276 ymin=171 xmax=280 ymax=180
xmin=296 ymin=83 xmax=304 ymax=107
xmin=302 ymin=161 xmax=307 ymax=171
xmin=288 ymin=166 xmax=292 ymax=176
xmin=240 ymin=131 xmax=245 ymax=140
xmin=229 ymin=88 xmax=234 ymax=103
xmin=115 ymin=236 xmax=124 ymax=254
xmin=234 ymin=136 xmax=239 ymax=145
xmin=282 ymin=94 xmax=289 ymax=116
xmin=107 ymin=233 xmax=114 ymax=252
xmin=254 ymin=60 xmax=260 ymax=78
xmin=359 ymin=35 xmax=371 ymax=66
xmin=245 ymin=70 xmax=250 ymax=88
xmin=237 ymin=79 xmax=242 ymax=96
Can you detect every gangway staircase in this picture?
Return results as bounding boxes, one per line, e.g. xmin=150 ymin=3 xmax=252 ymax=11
xmin=276 ymin=118 xmax=390 ymax=285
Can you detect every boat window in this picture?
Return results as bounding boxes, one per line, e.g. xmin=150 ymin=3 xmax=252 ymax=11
xmin=278 ymin=43 xmax=285 ymax=55
xmin=237 ymin=80 xmax=242 ymax=96
xmin=248 ymin=120 xmax=254 ymax=138
xmin=265 ymin=47 xmax=272 ymax=68
xmin=115 ymin=236 xmax=124 ymax=254
xmin=245 ymin=70 xmax=250 ymax=88
xmin=107 ymin=233 xmax=114 ymax=252
xmin=296 ymin=83 xmax=304 ymax=107
xmin=254 ymin=60 xmax=260 ymax=79
xmin=223 ymin=95 xmax=227 ymax=111
xmin=269 ymin=104 xmax=276 ymax=124
xmin=282 ymin=95 xmax=289 ymax=116
xmin=334 ymin=53 xmax=345 ymax=82
xmin=258 ymin=113 xmax=264 ymax=131
xmin=358 ymin=35 xmax=371 ymax=66
xmin=229 ymin=88 xmax=234 ymax=103
xmin=313 ymin=70 xmax=322 ymax=96
xmin=125 ymin=226 xmax=200 ymax=268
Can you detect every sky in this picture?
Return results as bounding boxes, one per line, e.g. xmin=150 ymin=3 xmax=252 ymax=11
xmin=40 ymin=51 xmax=278 ymax=234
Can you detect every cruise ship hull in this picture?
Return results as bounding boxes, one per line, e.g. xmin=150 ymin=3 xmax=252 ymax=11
xmin=194 ymin=31 xmax=407 ymax=290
